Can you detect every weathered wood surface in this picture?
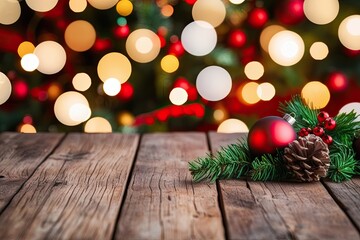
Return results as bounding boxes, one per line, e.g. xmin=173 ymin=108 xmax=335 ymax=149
xmin=209 ymin=132 xmax=360 ymax=240
xmin=0 ymin=133 xmax=139 ymax=240
xmin=115 ymin=133 xmax=225 ymax=240
xmin=0 ymin=132 xmax=64 ymax=212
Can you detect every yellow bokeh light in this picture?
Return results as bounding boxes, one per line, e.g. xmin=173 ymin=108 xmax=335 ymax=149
xmin=47 ymin=83 xmax=62 ymax=101
xmin=21 ymin=54 xmax=39 ymax=72
xmin=0 ymin=0 xmax=21 ymax=25
xmin=18 ymin=41 xmax=35 ymax=58
xmin=116 ymin=0 xmax=133 ymax=16
xmin=213 ymin=109 xmax=225 ymax=122
xmin=217 ymin=119 xmax=249 ymax=133
xmin=192 ymin=0 xmax=226 ymax=27
xmin=257 ymin=82 xmax=276 ymax=101
xmin=118 ymin=111 xmax=134 ymax=126
xmin=0 ymin=72 xmax=12 ymax=105
xmin=268 ymin=30 xmax=305 ymax=66
xmin=338 ymin=15 xmax=360 ymax=50
xmin=25 ymin=0 xmax=58 ymax=12
xmin=303 ymin=0 xmax=339 ymax=25
xmin=65 ymin=20 xmax=96 ymax=52
xmin=169 ymin=87 xmax=188 ymax=106
xmin=301 ymin=81 xmax=330 ymax=109
xmin=20 ymin=124 xmax=37 ymax=133
xmin=103 ymin=78 xmax=121 ymax=96
xmin=161 ymin=5 xmax=174 ymax=17
xmin=309 ymin=42 xmax=329 ymax=60
xmin=126 ymin=29 xmax=161 ymax=63
xmin=87 ymin=0 xmax=118 ymax=10
xmin=244 ymin=61 xmax=264 ymax=80
xmin=72 ymin=73 xmax=92 ymax=92
xmin=69 ymin=0 xmax=87 ymax=13
xmin=34 ymin=41 xmax=67 ymax=75
xmin=161 ymin=55 xmax=179 ymax=73
xmin=241 ymin=82 xmax=260 ymax=104
xmin=260 ymin=25 xmax=286 ymax=52
xmin=84 ymin=117 xmax=112 ymax=133
xmin=97 ymin=52 xmax=132 ymax=83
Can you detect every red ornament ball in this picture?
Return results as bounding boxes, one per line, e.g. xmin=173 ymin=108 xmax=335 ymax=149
xmin=324 ymin=117 xmax=336 ymax=130
xmin=248 ymin=116 xmax=297 ymax=156
xmin=248 ymin=8 xmax=268 ymax=28
xmin=326 ymin=72 xmax=348 ymax=92
xmin=276 ymin=0 xmax=304 ymax=25
xmin=313 ymin=126 xmax=324 ymax=136
xmin=228 ymin=30 xmax=246 ymax=48
xmin=322 ymin=135 xmax=333 ymax=145
xmin=317 ymin=111 xmax=330 ymax=123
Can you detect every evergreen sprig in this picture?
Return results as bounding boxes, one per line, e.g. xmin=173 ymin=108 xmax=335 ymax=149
xmin=327 ymin=146 xmax=357 ymax=182
xmin=329 ymin=111 xmax=360 ymax=148
xmin=251 ymin=153 xmax=289 ymax=181
xmin=189 ymin=140 xmax=252 ymax=182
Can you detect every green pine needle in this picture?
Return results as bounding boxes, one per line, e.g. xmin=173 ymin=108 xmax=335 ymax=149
xmin=189 ymin=139 xmax=252 ymax=182
xmin=327 ymin=146 xmax=357 ymax=182
xmin=251 ymin=153 xmax=289 ymax=181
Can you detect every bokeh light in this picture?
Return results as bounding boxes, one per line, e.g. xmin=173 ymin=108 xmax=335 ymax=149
xmin=241 ymin=82 xmax=260 ymax=104
xmin=17 ymin=41 xmax=35 ymax=58
xmin=47 ymin=83 xmax=62 ymax=101
xmin=0 ymin=72 xmax=12 ymax=105
xmin=268 ymin=30 xmax=305 ymax=66
xmin=169 ymin=87 xmax=188 ymax=105
xmin=69 ymin=0 xmax=87 ymax=13
xmin=54 ymin=91 xmax=91 ymax=126
xmin=21 ymin=53 xmax=39 ymax=72
xmin=217 ymin=119 xmax=249 ymax=133
xmin=84 ymin=117 xmax=112 ymax=133
xmin=339 ymin=102 xmax=360 ymax=122
xmin=260 ymin=25 xmax=286 ymax=52
xmin=87 ymin=0 xmax=118 ymax=10
xmin=301 ymin=81 xmax=330 ymax=109
xmin=181 ymin=21 xmax=217 ymax=56
xmin=116 ymin=0 xmax=133 ymax=16
xmin=103 ymin=78 xmax=121 ymax=96
xmin=34 ymin=41 xmax=67 ymax=75
xmin=338 ymin=15 xmax=360 ymax=50
xmin=65 ymin=20 xmax=96 ymax=52
xmin=118 ymin=111 xmax=134 ymax=126
xmin=310 ymin=42 xmax=329 ymax=60
xmin=303 ymin=0 xmax=339 ymax=25
xmin=257 ymin=82 xmax=276 ymax=101
xmin=72 ymin=73 xmax=92 ymax=91
xmin=161 ymin=5 xmax=174 ymax=17
xmin=126 ymin=29 xmax=161 ymax=63
xmin=25 ymin=0 xmax=58 ymax=12
xmin=244 ymin=61 xmax=264 ymax=80
xmin=161 ymin=55 xmax=179 ymax=73
xmin=97 ymin=52 xmax=132 ymax=83
xmin=229 ymin=0 xmax=245 ymax=4
xmin=196 ymin=66 xmax=232 ymax=101
xmin=0 ymin=0 xmax=21 ymax=25
xmin=19 ymin=124 xmax=37 ymax=133
xmin=192 ymin=0 xmax=226 ymax=27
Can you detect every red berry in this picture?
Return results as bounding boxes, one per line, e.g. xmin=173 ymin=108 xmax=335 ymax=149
xmin=298 ymin=128 xmax=309 ymax=137
xmin=313 ymin=126 xmax=324 ymax=136
xmin=322 ymin=135 xmax=333 ymax=145
xmin=317 ymin=111 xmax=330 ymax=123
xmin=307 ymin=127 xmax=312 ymax=133
xmin=324 ymin=117 xmax=336 ymax=130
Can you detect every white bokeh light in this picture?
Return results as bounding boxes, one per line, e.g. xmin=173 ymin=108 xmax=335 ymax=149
xmin=103 ymin=78 xmax=121 ymax=96
xmin=303 ymin=0 xmax=339 ymax=25
xmin=169 ymin=88 xmax=188 ymax=106
xmin=72 ymin=73 xmax=92 ymax=92
xmin=196 ymin=66 xmax=232 ymax=101
xmin=0 ymin=72 xmax=12 ymax=105
xmin=192 ymin=0 xmax=226 ymax=27
xmin=310 ymin=42 xmax=329 ymax=60
xmin=0 ymin=0 xmax=21 ymax=25
xmin=135 ymin=37 xmax=153 ymax=54
xmin=21 ymin=54 xmax=39 ymax=72
xmin=268 ymin=30 xmax=304 ymax=66
xmin=339 ymin=102 xmax=360 ymax=122
xmin=97 ymin=52 xmax=132 ymax=83
xmin=217 ymin=119 xmax=249 ymax=133
xmin=181 ymin=21 xmax=217 ymax=56
xmin=257 ymin=82 xmax=276 ymax=101
xmin=34 ymin=41 xmax=67 ymax=75
xmin=126 ymin=29 xmax=161 ymax=63
xmin=244 ymin=61 xmax=264 ymax=80
xmin=87 ymin=0 xmax=118 ymax=10
xmin=25 ymin=0 xmax=58 ymax=12
xmin=84 ymin=117 xmax=112 ymax=133
xmin=69 ymin=103 xmax=91 ymax=122
xmin=338 ymin=15 xmax=360 ymax=50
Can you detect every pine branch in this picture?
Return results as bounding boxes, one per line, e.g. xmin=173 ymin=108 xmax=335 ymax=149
xmin=251 ymin=153 xmax=289 ymax=181
xmin=189 ymin=140 xmax=252 ymax=182
xmin=329 ymin=110 xmax=360 ymax=148
xmin=278 ymin=95 xmax=318 ymax=132
xmin=327 ymin=146 xmax=356 ymax=182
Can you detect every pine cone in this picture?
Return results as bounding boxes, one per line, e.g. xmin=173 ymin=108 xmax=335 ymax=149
xmin=284 ymin=134 xmax=330 ymax=182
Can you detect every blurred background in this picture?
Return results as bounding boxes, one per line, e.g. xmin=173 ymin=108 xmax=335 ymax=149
xmin=0 ymin=0 xmax=359 ymax=133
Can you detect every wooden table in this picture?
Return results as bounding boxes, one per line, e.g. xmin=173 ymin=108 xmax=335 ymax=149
xmin=0 ymin=132 xmax=359 ymax=240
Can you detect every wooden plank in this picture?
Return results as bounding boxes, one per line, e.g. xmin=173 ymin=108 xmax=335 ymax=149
xmin=0 ymin=132 xmax=64 ymax=212
xmin=209 ymin=132 xmax=360 ymax=240
xmin=0 ymin=133 xmax=139 ymax=240
xmin=323 ymin=178 xmax=360 ymax=231
xmin=115 ymin=133 xmax=225 ymax=240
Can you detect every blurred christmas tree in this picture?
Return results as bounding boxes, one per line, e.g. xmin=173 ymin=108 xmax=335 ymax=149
xmin=0 ymin=0 xmax=359 ymax=133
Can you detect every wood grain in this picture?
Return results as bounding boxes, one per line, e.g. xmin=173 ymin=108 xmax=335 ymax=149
xmin=0 ymin=132 xmax=64 ymax=212
xmin=0 ymin=133 xmax=139 ymax=240
xmin=209 ymin=132 xmax=360 ymax=240
xmin=323 ymin=178 xmax=360 ymax=231
xmin=115 ymin=133 xmax=225 ymax=240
